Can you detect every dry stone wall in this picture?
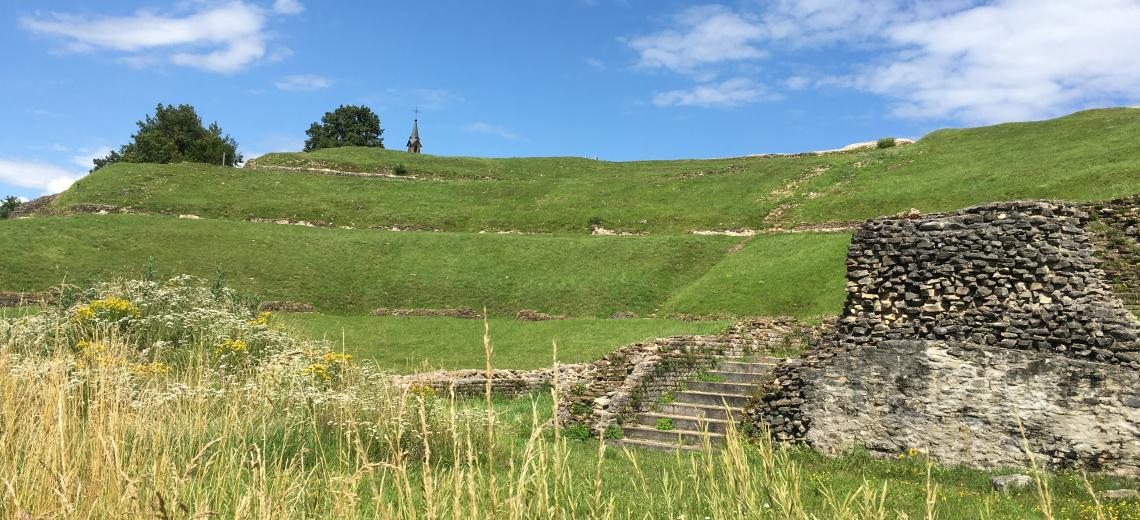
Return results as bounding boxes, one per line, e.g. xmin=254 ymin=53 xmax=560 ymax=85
xmin=839 ymin=200 xmax=1137 ymax=365
xmin=749 ymin=199 xmax=1140 ymax=475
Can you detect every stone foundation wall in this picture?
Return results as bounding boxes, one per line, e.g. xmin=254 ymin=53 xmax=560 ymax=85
xmin=801 ymin=340 xmax=1140 ymax=476
xmin=750 ymin=200 xmax=1140 ymax=474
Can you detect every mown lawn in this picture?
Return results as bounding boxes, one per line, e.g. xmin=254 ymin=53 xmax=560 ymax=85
xmin=281 ymin=314 xmax=730 ymax=371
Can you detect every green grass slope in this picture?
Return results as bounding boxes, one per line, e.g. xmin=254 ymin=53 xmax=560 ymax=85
xmin=0 ymin=215 xmax=850 ymax=319
xmin=661 ymin=232 xmax=851 ymax=318
xmin=53 ymin=108 xmax=1140 ymax=233
xmin=283 ymin=314 xmax=730 ymax=371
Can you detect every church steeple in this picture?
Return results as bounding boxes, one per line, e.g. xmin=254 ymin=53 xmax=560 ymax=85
xmin=406 ymin=109 xmax=422 ymax=154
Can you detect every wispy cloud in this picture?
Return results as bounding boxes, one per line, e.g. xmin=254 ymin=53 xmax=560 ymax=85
xmin=20 ymin=1 xmax=301 ymax=74
xmin=0 ymin=158 xmax=84 ymax=194
xmin=653 ymin=78 xmax=777 ymax=107
xmin=630 ymin=0 xmax=1140 ymax=121
xmin=275 ymin=74 xmax=332 ymax=91
xmin=464 ymin=123 xmax=520 ymax=141
xmin=627 ymin=5 xmax=765 ymax=74
xmin=583 ymin=56 xmax=606 ymax=70
xmin=272 ymin=0 xmax=305 ymax=15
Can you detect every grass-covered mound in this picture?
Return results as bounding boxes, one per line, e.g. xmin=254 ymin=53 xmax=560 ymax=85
xmin=2 ymin=278 xmax=1136 ymax=518
xmin=0 ymin=214 xmax=850 ymax=319
xmin=53 ymin=108 xmax=1140 ymax=233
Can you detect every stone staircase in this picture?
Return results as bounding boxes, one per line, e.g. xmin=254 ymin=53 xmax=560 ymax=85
xmin=613 ymin=358 xmax=778 ymax=451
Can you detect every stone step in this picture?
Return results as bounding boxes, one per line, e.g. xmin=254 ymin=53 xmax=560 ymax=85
xmin=715 ymin=361 xmax=776 ymax=374
xmin=674 ymin=390 xmax=749 ymax=408
xmin=705 ymin=370 xmax=770 ymax=383
xmin=606 ymin=438 xmax=708 ymax=452
xmin=622 ymin=425 xmax=726 ymax=446
xmin=636 ymin=412 xmax=732 ymax=434
xmin=656 ymin=402 xmax=742 ymax=420
xmin=684 ymin=380 xmax=760 ymax=396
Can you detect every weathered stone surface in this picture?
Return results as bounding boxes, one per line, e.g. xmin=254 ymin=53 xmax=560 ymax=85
xmin=991 ymin=475 xmax=1034 ymax=494
xmin=802 ymin=340 xmax=1140 ymax=476
xmin=370 ymin=307 xmax=482 ymax=319
xmin=1103 ymin=489 xmax=1140 ymax=500
xmin=394 ymin=364 xmax=589 ymax=397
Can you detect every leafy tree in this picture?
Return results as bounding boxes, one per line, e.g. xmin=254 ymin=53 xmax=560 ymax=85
xmin=0 ymin=196 xmax=22 ymax=219
xmin=92 ymin=104 xmax=242 ymax=172
xmin=304 ymin=105 xmax=384 ymax=151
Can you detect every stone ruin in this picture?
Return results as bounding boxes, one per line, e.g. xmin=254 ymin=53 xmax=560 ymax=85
xmin=750 ymin=199 xmax=1140 ymax=476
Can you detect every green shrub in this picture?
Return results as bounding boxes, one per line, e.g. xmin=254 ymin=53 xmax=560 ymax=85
xmin=603 ymin=425 xmax=624 ymax=440
xmin=0 ymin=196 xmax=21 ymax=219
xmin=654 ymin=417 xmax=674 ymax=431
xmin=656 ymin=391 xmax=675 ymax=404
xmin=393 ymin=164 xmax=408 ymax=176
xmin=563 ymin=423 xmax=592 ymax=440
xmin=876 ymin=137 xmax=897 ymax=149
xmin=570 ymin=403 xmax=591 ymax=415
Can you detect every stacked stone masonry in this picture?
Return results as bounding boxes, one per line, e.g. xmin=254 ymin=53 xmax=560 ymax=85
xmin=750 ymin=199 xmax=1140 ymax=475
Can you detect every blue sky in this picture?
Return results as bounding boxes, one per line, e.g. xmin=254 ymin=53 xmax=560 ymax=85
xmin=3 ymin=0 xmax=1140 ymax=199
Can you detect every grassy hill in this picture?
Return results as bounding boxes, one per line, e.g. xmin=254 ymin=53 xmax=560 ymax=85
xmin=5 ymin=108 xmax=1140 ymax=369
xmin=52 ymin=108 xmax=1140 ymax=233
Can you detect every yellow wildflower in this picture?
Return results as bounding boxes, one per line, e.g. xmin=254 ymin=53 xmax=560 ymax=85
xmin=128 ymin=361 xmax=171 ymax=378
xmin=322 ymin=352 xmax=352 ymax=364
xmin=248 ymin=312 xmax=273 ymax=326
xmin=218 ymin=338 xmax=248 ymax=353
xmin=302 ymin=363 xmax=331 ymax=381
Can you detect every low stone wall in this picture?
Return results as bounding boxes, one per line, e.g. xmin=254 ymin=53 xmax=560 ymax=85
xmin=562 ymin=318 xmax=821 ymax=435
xmin=800 ymin=340 xmax=1140 ymax=476
xmin=370 ymin=307 xmax=482 ymax=319
xmin=0 ymin=291 xmax=57 ymax=307
xmin=258 ymin=301 xmax=316 ymax=313
xmin=395 ymin=365 xmax=590 ymax=397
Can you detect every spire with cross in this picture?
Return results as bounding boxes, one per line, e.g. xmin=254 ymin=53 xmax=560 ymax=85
xmin=406 ymin=108 xmax=422 ymax=154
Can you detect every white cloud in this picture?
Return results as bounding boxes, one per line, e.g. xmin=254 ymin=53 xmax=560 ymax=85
xmin=70 ymin=147 xmax=113 ymax=171
xmin=273 ymin=0 xmax=305 ymax=15
xmin=0 ymin=159 xmax=83 ymax=195
xmin=631 ymin=1 xmax=1140 ymax=120
xmin=653 ymin=78 xmax=776 ymax=107
xmin=628 ymin=5 xmax=766 ymax=73
xmin=274 ymin=74 xmax=332 ymax=91
xmin=21 ymin=2 xmax=272 ymax=74
xmin=858 ymin=0 xmax=1140 ymax=123
xmin=583 ymin=57 xmax=606 ymax=70
xmin=464 ymin=123 xmax=520 ymax=141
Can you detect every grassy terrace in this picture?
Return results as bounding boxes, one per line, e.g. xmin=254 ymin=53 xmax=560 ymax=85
xmin=54 ymin=109 xmax=1140 ymax=233
xmin=282 ymin=314 xmax=730 ymax=371
xmin=0 ymin=214 xmax=849 ymax=319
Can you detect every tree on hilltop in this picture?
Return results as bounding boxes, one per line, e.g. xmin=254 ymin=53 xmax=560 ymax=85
xmin=92 ymin=104 xmax=242 ymax=172
xmin=0 ymin=196 xmax=21 ymax=219
xmin=304 ymin=105 xmax=384 ymax=151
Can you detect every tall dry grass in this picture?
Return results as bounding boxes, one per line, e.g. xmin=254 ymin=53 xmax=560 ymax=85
xmin=0 ymin=278 xmax=1122 ymax=518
